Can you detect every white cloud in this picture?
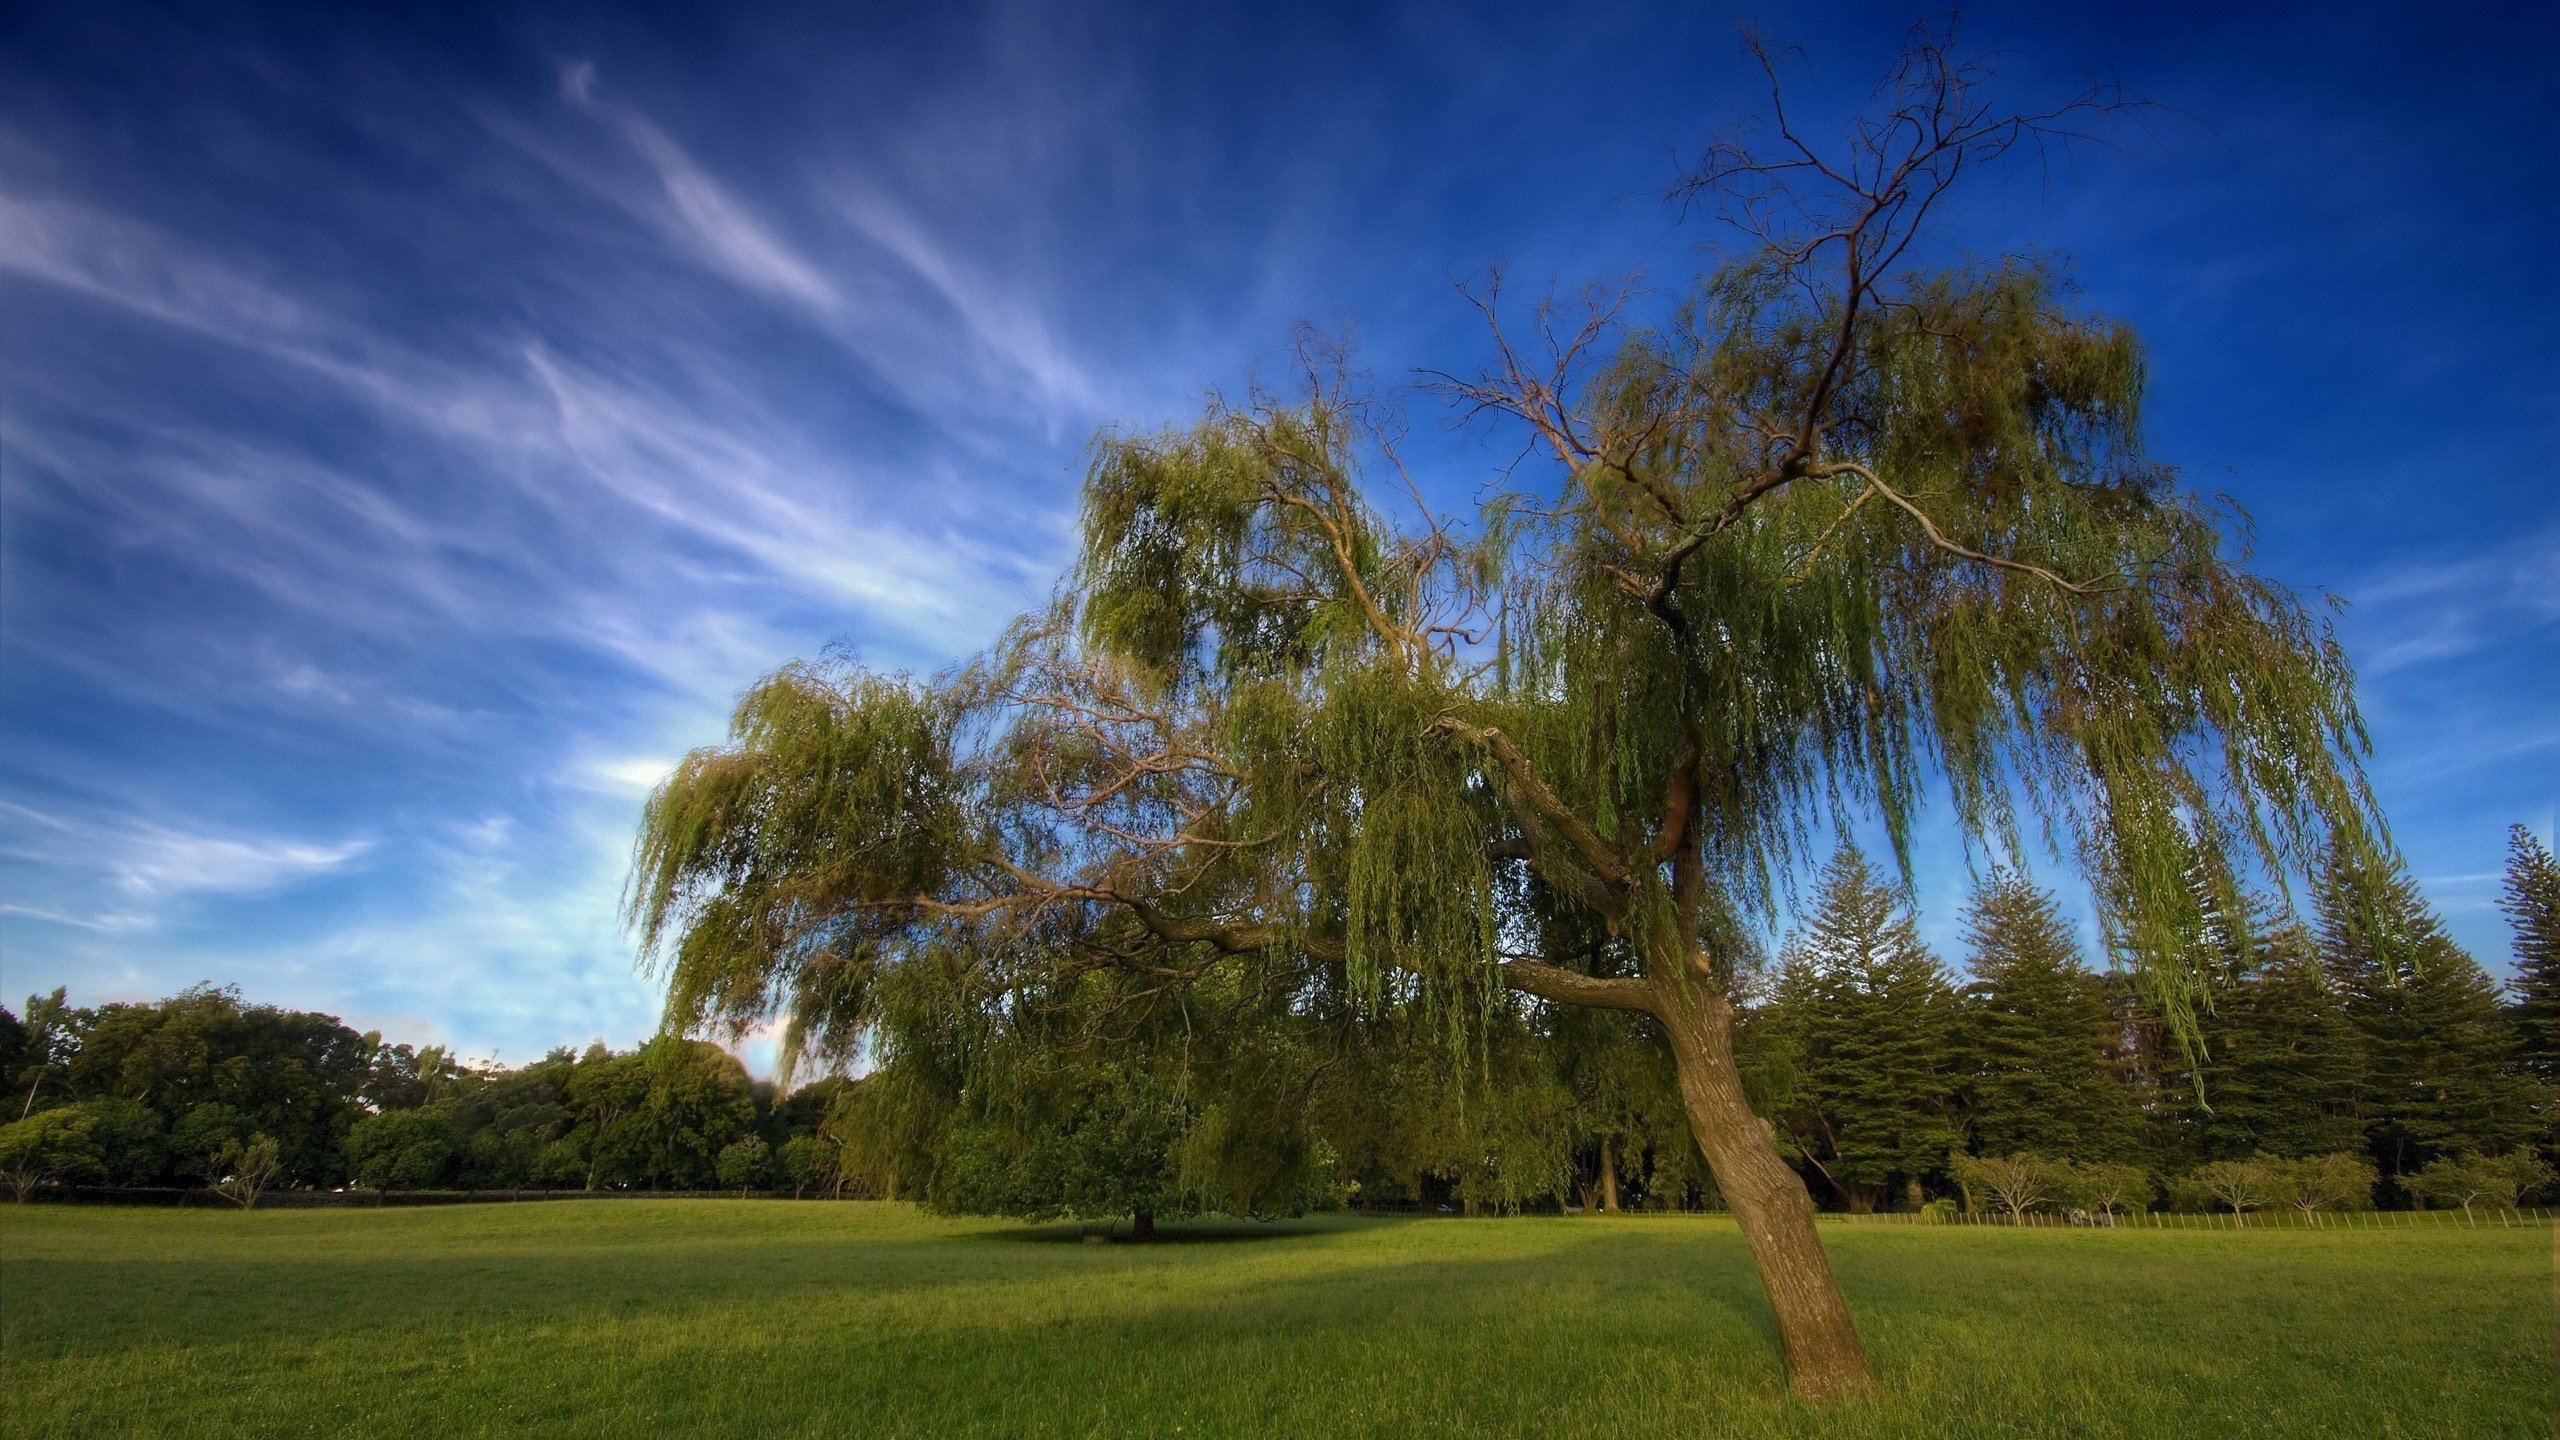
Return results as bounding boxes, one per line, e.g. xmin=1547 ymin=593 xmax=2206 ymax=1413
xmin=558 ymin=63 xmax=839 ymax=313
xmin=0 ymin=801 xmax=370 ymax=908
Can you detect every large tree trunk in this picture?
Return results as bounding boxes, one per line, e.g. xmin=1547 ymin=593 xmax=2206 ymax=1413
xmin=1654 ymin=979 xmax=1878 ymax=1401
xmin=1129 ymin=1209 xmax=1156 ymax=1241
xmin=1599 ymin=1135 xmax=1621 ymax=1212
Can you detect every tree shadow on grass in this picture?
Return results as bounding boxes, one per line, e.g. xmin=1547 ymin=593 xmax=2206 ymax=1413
xmin=994 ymin=1215 xmax=1417 ymax=1245
xmin=2 ymin=1211 xmax=1781 ymax=1380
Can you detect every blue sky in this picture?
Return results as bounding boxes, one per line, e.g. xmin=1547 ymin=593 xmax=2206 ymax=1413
xmin=3 ymin=0 xmax=2553 ymax=1070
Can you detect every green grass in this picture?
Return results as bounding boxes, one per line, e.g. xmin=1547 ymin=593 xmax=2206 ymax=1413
xmin=2 ymin=1202 xmax=2549 ymax=1438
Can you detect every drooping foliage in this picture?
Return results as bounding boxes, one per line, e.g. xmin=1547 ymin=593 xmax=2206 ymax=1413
xmin=624 ymin=30 xmax=2389 ymax=1395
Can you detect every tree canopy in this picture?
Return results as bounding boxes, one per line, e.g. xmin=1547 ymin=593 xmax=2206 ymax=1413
xmin=627 ymin=26 xmax=2383 ymax=1399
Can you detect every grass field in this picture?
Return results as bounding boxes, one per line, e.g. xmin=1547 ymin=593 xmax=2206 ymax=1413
xmin=2 ymin=1202 xmax=2550 ymax=1439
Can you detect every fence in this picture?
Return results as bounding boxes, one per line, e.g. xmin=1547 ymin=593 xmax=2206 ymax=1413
xmin=1816 ymin=1206 xmax=2555 ymax=1231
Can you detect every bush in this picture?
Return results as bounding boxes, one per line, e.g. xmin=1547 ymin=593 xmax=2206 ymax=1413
xmin=2262 ymin=1152 xmax=2374 ymax=1216
xmin=1918 ymin=1197 xmax=1959 ymax=1225
xmin=0 ymin=1108 xmax=101 ymax=1201
xmin=2173 ymin=1158 xmax=2279 ymax=1223
xmin=1947 ymin=1153 xmax=2062 ymax=1219
xmin=2405 ymin=1151 xmax=2552 ymax=1215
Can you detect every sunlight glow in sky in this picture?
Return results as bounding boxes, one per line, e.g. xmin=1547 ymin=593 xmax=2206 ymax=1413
xmin=3 ymin=0 xmax=2552 ymax=1069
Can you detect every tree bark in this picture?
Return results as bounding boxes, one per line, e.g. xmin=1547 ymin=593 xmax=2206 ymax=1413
xmin=1653 ymin=978 xmax=1878 ymax=1401
xmin=1599 ymin=1134 xmax=1621 ymax=1212
xmin=1129 ymin=1209 xmax=1156 ymax=1241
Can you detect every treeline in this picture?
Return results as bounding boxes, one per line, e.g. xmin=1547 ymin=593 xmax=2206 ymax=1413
xmin=1741 ymin=833 xmax=2554 ymax=1220
xmin=5 ymin=827 xmax=2553 ymax=1219
xmin=0 ymin=988 xmax=851 ymax=1203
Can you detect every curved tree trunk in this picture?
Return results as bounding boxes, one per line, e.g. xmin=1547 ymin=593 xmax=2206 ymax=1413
xmin=1654 ymin=979 xmax=1877 ymax=1401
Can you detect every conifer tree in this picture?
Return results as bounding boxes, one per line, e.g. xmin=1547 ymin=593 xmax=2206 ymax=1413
xmin=2317 ymin=852 xmax=2542 ymax=1183
xmin=2189 ymin=916 xmax=2366 ymax=1162
xmin=2500 ymin=825 xmax=2560 ymax=1081
xmin=1759 ymin=847 xmax=1961 ymax=1211
xmin=1955 ymin=870 xmax=2147 ymax=1164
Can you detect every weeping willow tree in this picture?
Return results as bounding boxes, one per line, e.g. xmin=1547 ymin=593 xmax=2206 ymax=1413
xmin=631 ymin=26 xmax=2374 ymax=1400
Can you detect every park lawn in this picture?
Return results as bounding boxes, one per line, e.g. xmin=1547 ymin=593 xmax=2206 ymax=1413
xmin=0 ymin=1202 xmax=2547 ymax=1439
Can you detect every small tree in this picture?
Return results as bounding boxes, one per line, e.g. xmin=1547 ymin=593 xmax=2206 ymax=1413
xmin=1948 ymin=1153 xmax=2058 ymax=1220
xmin=2263 ymin=1152 xmax=2374 ymax=1219
xmin=0 ymin=1108 xmax=101 ymax=1201
xmin=716 ymin=1136 xmax=771 ymax=1194
xmin=775 ymin=1134 xmax=833 ymax=1198
xmin=2061 ymin=1161 xmax=2152 ymax=1223
xmin=2179 ymin=1158 xmax=2277 ymax=1224
xmin=2405 ymin=1151 xmax=2553 ymax=1217
xmin=171 ymin=1102 xmax=252 ymax=1186
xmin=213 ymin=1134 xmax=283 ymax=1209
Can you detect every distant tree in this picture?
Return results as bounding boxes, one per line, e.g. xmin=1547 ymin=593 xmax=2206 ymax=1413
xmin=11 ymin=989 xmax=71 ymax=1120
xmin=1955 ymin=870 xmax=2146 ymax=1164
xmin=170 ymin=1102 xmax=253 ymax=1186
xmin=632 ymin=1037 xmax=758 ymax=1190
xmin=64 ymin=1097 xmax=167 ymax=1186
xmin=1947 ymin=1152 xmax=2058 ymax=1220
xmin=449 ymin=1052 xmax=574 ymax=1189
xmin=2059 ymin=1160 xmax=2152 ymax=1222
xmin=1758 ymin=847 xmax=1962 ymax=1211
xmin=66 ymin=985 xmax=377 ymax=1185
xmin=775 ymin=1134 xmax=833 ymax=1198
xmin=0 ymin=1107 xmax=100 ymax=1201
xmin=2261 ymin=1152 xmax=2375 ymax=1217
xmin=562 ymin=1047 xmax=648 ymax=1190
xmin=2500 ymin=826 xmax=2560 ymax=1083
xmin=532 ymin=1137 xmax=587 ymax=1190
xmin=345 ymin=1108 xmax=459 ymax=1190
xmin=0 ymin=1004 xmax=24 ymax=1098
xmin=2404 ymin=1150 xmax=2552 ymax=1217
xmin=2318 ymin=852 xmax=2543 ymax=1183
xmin=2186 ymin=911 xmax=2365 ymax=1162
xmin=716 ymin=1136 xmax=771 ymax=1194
xmin=212 ymin=1134 xmax=283 ymax=1209
xmin=2178 ymin=1158 xmax=2277 ymax=1223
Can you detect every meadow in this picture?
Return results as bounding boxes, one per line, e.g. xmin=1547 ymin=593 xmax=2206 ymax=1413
xmin=1 ymin=1201 xmax=2548 ymax=1439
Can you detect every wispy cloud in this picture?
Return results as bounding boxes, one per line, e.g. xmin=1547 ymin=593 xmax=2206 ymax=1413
xmin=2350 ymin=525 xmax=2560 ymax=676
xmin=0 ymin=801 xmax=370 ymax=908
xmin=556 ymin=62 xmax=839 ymax=313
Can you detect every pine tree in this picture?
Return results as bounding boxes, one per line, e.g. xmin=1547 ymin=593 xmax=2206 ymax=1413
xmin=1759 ymin=846 xmax=1962 ymax=1211
xmin=2500 ymin=825 xmax=2560 ymax=1082
xmin=2189 ymin=912 xmax=2365 ymax=1162
xmin=1955 ymin=871 xmax=2148 ymax=1164
xmin=2317 ymin=851 xmax=2542 ymax=1184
